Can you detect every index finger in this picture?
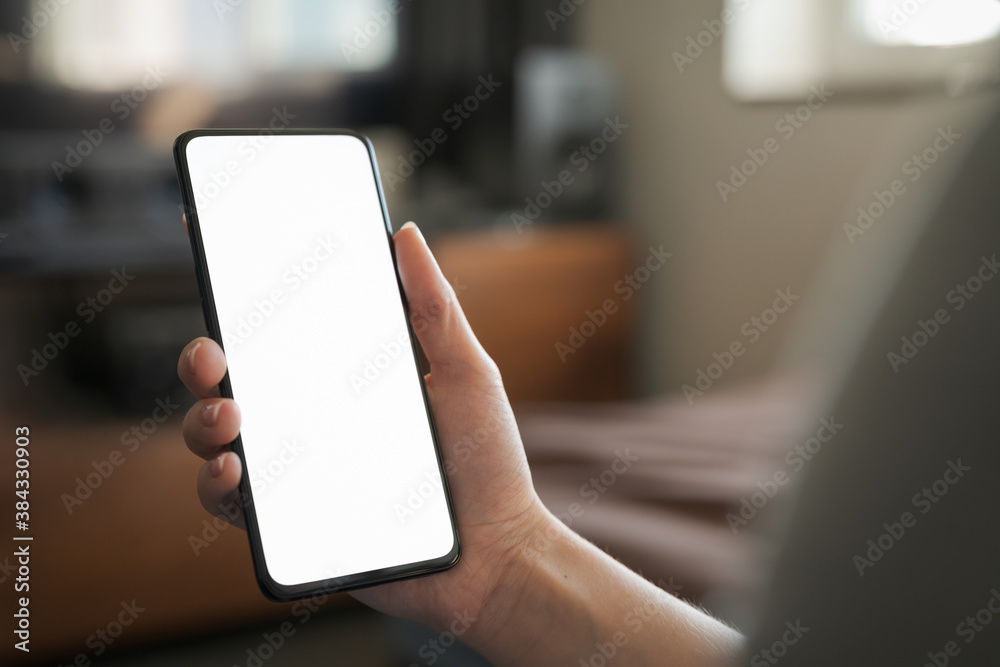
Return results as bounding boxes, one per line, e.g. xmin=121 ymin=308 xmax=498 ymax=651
xmin=178 ymin=337 xmax=226 ymax=399
xmin=394 ymin=222 xmax=493 ymax=380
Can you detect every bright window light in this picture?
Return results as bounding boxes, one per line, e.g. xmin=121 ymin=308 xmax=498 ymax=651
xmin=857 ymin=0 xmax=1000 ymax=47
xmin=29 ymin=0 xmax=397 ymax=92
xmin=725 ymin=0 xmax=1000 ymax=100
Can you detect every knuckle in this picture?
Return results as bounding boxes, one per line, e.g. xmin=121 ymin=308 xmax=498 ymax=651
xmin=452 ymin=348 xmax=504 ymax=389
xmin=410 ymin=289 xmax=456 ymax=332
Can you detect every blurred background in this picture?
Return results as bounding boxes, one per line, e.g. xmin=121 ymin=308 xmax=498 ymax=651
xmin=2 ymin=0 xmax=999 ymax=664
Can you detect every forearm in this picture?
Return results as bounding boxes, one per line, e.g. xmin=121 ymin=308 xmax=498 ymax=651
xmin=466 ymin=509 xmax=744 ymax=666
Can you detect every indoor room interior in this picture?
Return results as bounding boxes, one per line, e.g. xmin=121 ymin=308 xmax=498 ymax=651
xmin=2 ymin=0 xmax=1000 ymax=665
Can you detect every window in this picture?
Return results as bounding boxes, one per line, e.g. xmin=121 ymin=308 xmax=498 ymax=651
xmin=29 ymin=0 xmax=398 ymax=92
xmin=857 ymin=0 xmax=1000 ymax=47
xmin=723 ymin=0 xmax=1000 ymax=101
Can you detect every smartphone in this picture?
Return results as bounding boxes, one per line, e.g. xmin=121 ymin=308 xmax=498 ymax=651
xmin=173 ymin=129 xmax=460 ymax=601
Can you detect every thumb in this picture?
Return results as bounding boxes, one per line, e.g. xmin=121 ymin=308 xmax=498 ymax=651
xmin=393 ymin=222 xmax=496 ymax=381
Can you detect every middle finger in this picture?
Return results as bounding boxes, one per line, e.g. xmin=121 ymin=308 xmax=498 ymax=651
xmin=183 ymin=397 xmax=241 ymax=460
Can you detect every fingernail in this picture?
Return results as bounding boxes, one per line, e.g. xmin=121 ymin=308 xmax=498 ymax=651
xmin=186 ymin=341 xmax=202 ymax=376
xmin=210 ymin=454 xmax=226 ymax=478
xmin=202 ymin=401 xmax=221 ymax=427
xmin=401 ymin=221 xmax=423 ymax=241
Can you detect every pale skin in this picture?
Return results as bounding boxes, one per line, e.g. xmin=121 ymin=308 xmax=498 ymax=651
xmin=178 ymin=221 xmax=744 ymax=666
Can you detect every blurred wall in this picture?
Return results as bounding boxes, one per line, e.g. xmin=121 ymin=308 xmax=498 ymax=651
xmin=576 ymin=0 xmax=997 ymax=395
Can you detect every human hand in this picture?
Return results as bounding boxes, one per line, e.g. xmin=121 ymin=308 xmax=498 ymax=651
xmin=178 ymin=221 xmax=547 ymax=636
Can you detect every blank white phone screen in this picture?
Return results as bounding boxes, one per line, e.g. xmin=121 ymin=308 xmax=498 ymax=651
xmin=185 ymin=134 xmax=455 ymax=587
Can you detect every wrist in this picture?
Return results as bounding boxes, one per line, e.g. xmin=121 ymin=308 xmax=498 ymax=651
xmin=458 ymin=503 xmax=744 ymax=667
xmin=462 ymin=504 xmax=595 ymax=665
